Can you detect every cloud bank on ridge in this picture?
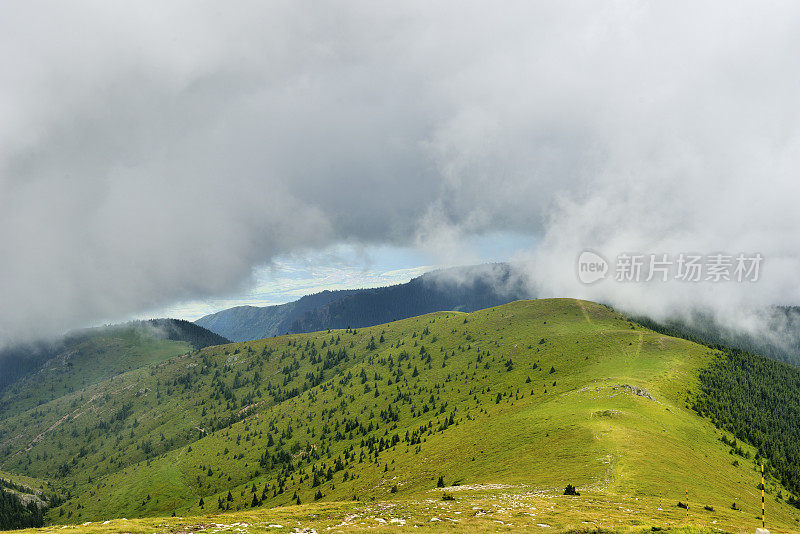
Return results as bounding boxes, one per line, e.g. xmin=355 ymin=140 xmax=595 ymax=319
xmin=1 ymin=1 xmax=799 ymax=343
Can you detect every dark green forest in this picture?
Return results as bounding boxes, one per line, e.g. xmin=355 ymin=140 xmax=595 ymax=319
xmin=131 ymin=318 xmax=231 ymax=349
xmin=0 ymin=488 xmax=43 ymax=530
xmin=284 ymin=264 xmax=528 ymax=335
xmin=692 ymin=348 xmax=800 ymax=502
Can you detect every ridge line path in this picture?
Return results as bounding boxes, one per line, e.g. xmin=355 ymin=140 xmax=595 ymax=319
xmin=577 ymin=300 xmax=609 ymax=340
xmin=577 ymin=300 xmax=593 ymax=325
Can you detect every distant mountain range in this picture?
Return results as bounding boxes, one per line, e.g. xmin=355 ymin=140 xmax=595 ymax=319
xmin=195 ymin=261 xmax=800 ymax=366
xmin=195 ymin=263 xmax=531 ymax=341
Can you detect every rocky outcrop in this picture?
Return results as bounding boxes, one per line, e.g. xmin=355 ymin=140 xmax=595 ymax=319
xmin=614 ymin=384 xmax=655 ymax=401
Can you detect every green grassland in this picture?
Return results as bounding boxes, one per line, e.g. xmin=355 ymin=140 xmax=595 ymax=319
xmin=2 ymin=299 xmax=799 ymax=532
xmin=8 ymin=491 xmax=791 ymax=533
xmin=0 ymin=327 xmax=193 ymax=417
xmin=0 ymin=470 xmax=48 ymax=494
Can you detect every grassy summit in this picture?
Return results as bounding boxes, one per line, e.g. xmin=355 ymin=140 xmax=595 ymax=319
xmin=2 ymin=299 xmax=799 ymax=532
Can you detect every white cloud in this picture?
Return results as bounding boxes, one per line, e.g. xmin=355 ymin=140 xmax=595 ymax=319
xmin=1 ymin=1 xmax=799 ymax=343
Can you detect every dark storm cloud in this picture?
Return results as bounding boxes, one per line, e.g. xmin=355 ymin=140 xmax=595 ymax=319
xmin=1 ymin=1 xmax=799 ymax=343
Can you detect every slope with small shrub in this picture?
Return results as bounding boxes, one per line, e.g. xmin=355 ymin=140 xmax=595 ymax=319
xmin=0 ymin=320 xmax=229 ymax=417
xmin=2 ymin=299 xmax=799 ymax=532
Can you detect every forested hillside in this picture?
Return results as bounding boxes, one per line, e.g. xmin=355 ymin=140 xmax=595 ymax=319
xmin=130 ymin=318 xmax=230 ymax=349
xmin=693 ymin=348 xmax=800 ymax=500
xmin=633 ymin=312 xmax=800 ymax=508
xmin=0 ymin=320 xmax=229 ymax=416
xmin=195 ymin=290 xmax=356 ymax=342
xmin=287 ymin=263 xmax=526 ymax=334
xmin=3 ymin=299 xmax=800 ymax=532
xmin=0 ymin=488 xmax=43 ymax=530
xmin=196 ymin=263 xmax=529 ymax=341
xmin=0 ymin=320 xmax=228 ymax=529
xmin=0 ymin=472 xmax=53 ymax=530
xmin=0 ymin=320 xmax=228 ymax=396
xmin=1 ymin=299 xmax=798 ymax=533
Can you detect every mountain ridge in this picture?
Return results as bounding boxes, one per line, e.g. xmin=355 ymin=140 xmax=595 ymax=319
xmin=196 ymin=263 xmax=529 ymax=341
xmin=0 ymin=319 xmax=230 ymax=415
xmin=1 ymin=299 xmax=798 ymax=533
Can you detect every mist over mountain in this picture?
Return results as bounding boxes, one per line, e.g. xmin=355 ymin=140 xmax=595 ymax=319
xmin=631 ymin=306 xmax=800 ymax=367
xmin=197 ymin=261 xmax=800 ymax=367
xmin=2 ymin=4 xmax=799 ymax=345
xmin=4 ymin=2 xmax=800 ymax=532
xmin=127 ymin=318 xmax=230 ymax=349
xmin=0 ymin=319 xmax=228 ymax=396
xmin=196 ymin=264 xmax=529 ymax=341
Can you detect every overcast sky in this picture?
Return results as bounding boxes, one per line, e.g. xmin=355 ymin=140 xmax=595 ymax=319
xmin=1 ymin=1 xmax=800 ymax=344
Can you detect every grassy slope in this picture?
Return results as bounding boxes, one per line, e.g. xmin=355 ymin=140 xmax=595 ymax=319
xmin=0 ymin=469 xmax=49 ymax=494
xmin=3 ymin=299 xmax=798 ymax=533
xmin=11 ymin=495 xmax=792 ymax=533
xmin=0 ymin=328 xmax=192 ymax=416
